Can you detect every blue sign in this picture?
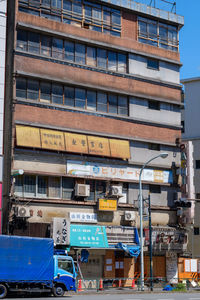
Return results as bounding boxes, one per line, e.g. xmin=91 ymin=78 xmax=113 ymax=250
xmin=70 ymin=225 xmax=108 ymax=248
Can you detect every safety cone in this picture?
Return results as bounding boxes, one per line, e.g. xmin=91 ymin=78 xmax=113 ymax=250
xmin=78 ymin=279 xmax=83 ymax=292
xmin=131 ymin=279 xmax=135 ymax=289
xmin=99 ymin=278 xmax=104 ymax=291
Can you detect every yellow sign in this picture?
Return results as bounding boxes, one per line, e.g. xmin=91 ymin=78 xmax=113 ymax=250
xmin=65 ymin=133 xmax=88 ymax=154
xmin=88 ymin=136 xmax=110 ymax=156
xmin=110 ymin=139 xmax=130 ymax=159
xmin=16 ymin=125 xmax=41 ymax=148
xmin=41 ymin=129 xmax=65 ymax=151
xmin=98 ymin=199 xmax=117 ymax=211
xmin=15 ymin=126 xmax=130 ymax=160
xmin=154 ymin=170 xmax=164 ymax=183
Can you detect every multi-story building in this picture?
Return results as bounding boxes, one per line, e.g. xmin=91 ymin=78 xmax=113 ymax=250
xmin=0 ymin=0 xmax=7 ymax=233
xmin=3 ymin=0 xmax=185 ymax=282
xmin=181 ymin=78 xmax=200 ymax=259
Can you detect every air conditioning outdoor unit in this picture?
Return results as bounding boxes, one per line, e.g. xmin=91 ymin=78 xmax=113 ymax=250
xmin=124 ymin=211 xmax=135 ymax=221
xmin=16 ymin=206 xmax=30 ymax=218
xmin=110 ymin=185 xmax=122 ymax=197
xmin=75 ymin=184 xmax=90 ymax=197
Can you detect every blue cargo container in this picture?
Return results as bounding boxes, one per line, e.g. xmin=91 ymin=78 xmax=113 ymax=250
xmin=0 ymin=235 xmax=76 ymax=298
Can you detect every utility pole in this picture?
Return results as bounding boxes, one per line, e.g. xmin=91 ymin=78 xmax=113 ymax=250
xmin=148 ymin=193 xmax=153 ymax=291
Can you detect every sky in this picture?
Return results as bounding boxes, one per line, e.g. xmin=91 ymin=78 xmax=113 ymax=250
xmin=137 ymin=0 xmax=199 ymax=80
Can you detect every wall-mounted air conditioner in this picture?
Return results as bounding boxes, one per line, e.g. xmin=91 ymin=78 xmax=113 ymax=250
xmin=75 ymin=184 xmax=90 ymax=197
xmin=15 ymin=206 xmax=30 ymax=218
xmin=124 ymin=211 xmax=135 ymax=221
xmin=109 ymin=185 xmax=122 ymax=197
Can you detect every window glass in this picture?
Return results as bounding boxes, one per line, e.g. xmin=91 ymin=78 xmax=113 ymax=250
xmin=97 ymin=92 xmax=107 ymax=112
xmin=111 ymin=11 xmax=121 ymax=26
xmin=75 ymin=88 xmax=86 ymax=108
xmin=194 ymin=227 xmax=200 ymax=235
xmin=103 ymin=9 xmax=110 ymax=25
xmin=196 ymin=160 xmax=200 ymax=169
xmin=149 ymin=184 xmax=161 ymax=194
xmin=38 ymin=176 xmax=48 ymax=197
xmin=108 ymin=94 xmax=117 ymax=114
xmin=28 ymin=32 xmax=40 ymax=54
xmin=118 ymin=96 xmax=128 ymax=115
xmin=96 ymin=181 xmax=106 ymax=199
xmin=159 ymin=25 xmax=167 ymax=42
xmin=27 ymin=79 xmax=39 ymax=101
xmin=148 ymin=100 xmax=160 ymax=110
xmin=92 ymin=7 xmax=101 ymax=23
xmin=52 ymin=0 xmax=62 ymax=9
xmin=42 ymin=0 xmax=50 ymax=7
xmin=58 ymin=258 xmax=74 ymax=274
xmin=75 ymin=43 xmax=85 ymax=64
xmin=148 ymin=143 xmax=160 ymax=151
xmin=16 ymin=78 xmax=27 ymax=99
xmin=52 ymin=38 xmax=63 ymax=59
xmin=63 ymin=0 xmax=72 ymax=11
xmin=97 ymin=48 xmax=107 ymax=69
xmin=62 ymin=177 xmax=74 ymax=199
xmin=147 ymin=58 xmax=159 ymax=70
xmin=118 ymin=53 xmax=126 ymax=72
xmin=24 ymin=175 xmax=36 ymax=196
xmin=17 ymin=30 xmax=27 ymax=51
xmin=64 ymin=41 xmax=74 ymax=61
xmin=85 ymin=5 xmax=92 ymax=20
xmin=41 ymin=36 xmax=51 ymax=56
xmin=40 ymin=82 xmax=51 ymax=102
xmin=139 ymin=21 xmax=147 ymax=35
xmin=87 ymin=47 xmax=96 ymax=67
xmin=49 ymin=177 xmax=60 ymax=198
xmin=14 ymin=176 xmax=23 ymax=196
xmin=87 ymin=90 xmax=96 ymax=111
xmin=149 ymin=22 xmax=157 ymax=38
xmin=108 ymin=51 xmax=117 ymax=71
xmin=73 ymin=0 xmax=82 ymax=18
xmin=52 ymin=84 xmax=63 ymax=104
xmin=64 ymin=86 xmax=75 ymax=106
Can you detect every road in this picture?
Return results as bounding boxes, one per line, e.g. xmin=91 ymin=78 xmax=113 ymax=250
xmin=7 ymin=292 xmax=200 ymax=300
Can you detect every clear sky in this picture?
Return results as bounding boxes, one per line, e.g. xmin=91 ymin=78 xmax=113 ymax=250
xmin=176 ymin=0 xmax=200 ymax=80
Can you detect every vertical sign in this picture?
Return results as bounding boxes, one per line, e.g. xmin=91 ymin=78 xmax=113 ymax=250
xmin=52 ymin=218 xmax=70 ymax=245
xmin=0 ymin=183 xmax=2 ymax=234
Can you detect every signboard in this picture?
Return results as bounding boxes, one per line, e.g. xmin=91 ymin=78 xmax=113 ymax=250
xmin=166 ymin=253 xmax=178 ymax=284
xmin=146 ymin=227 xmax=187 ymax=251
xmin=99 ymin=199 xmax=117 ymax=211
xmin=52 ymin=217 xmax=70 ymax=245
xmin=16 ymin=125 xmax=130 ymax=159
xmin=70 ymin=212 xmax=97 ymax=223
xmin=67 ymin=160 xmax=173 ymax=183
xmin=184 ymin=259 xmax=198 ymax=273
xmin=70 ymin=225 xmax=108 ymax=248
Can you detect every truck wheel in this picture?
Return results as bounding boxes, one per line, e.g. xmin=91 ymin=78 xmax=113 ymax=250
xmin=0 ymin=284 xmax=7 ymax=299
xmin=53 ymin=285 xmax=65 ymax=297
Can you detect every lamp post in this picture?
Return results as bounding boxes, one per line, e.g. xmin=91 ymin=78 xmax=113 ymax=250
xmin=139 ymin=153 xmax=168 ymax=291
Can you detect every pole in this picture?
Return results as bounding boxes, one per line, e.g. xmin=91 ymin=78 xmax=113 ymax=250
xmin=148 ymin=194 xmax=153 ymax=291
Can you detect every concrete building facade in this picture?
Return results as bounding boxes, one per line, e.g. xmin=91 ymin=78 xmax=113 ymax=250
xmin=3 ymin=0 xmax=185 ymax=282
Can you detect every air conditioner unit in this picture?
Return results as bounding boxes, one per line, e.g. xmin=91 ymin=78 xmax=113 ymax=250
xmin=16 ymin=207 xmax=30 ymax=218
xmin=124 ymin=211 xmax=135 ymax=221
xmin=110 ymin=185 xmax=122 ymax=197
xmin=75 ymin=184 xmax=90 ymax=197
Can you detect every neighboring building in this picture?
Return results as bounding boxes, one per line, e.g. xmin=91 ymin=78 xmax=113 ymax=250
xmin=181 ymin=78 xmax=200 ymax=258
xmin=0 ymin=0 xmax=7 ymax=233
xmin=3 ymin=0 xmax=185 ymax=282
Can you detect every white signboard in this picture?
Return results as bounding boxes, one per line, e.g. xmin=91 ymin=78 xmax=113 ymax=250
xmin=67 ymin=160 xmax=172 ymax=183
xmin=185 ymin=259 xmax=191 ymax=272
xmin=52 ymin=217 xmax=70 ymax=245
xmin=70 ymin=212 xmax=97 ymax=223
xmin=166 ymin=253 xmax=178 ymax=284
xmin=191 ymin=259 xmax=198 ymax=272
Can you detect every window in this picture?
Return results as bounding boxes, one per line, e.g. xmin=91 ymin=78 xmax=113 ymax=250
xmin=28 ymin=32 xmax=40 ymax=54
xmin=16 ymin=77 xmax=129 ymax=116
xmin=38 ymin=176 xmax=48 ymax=197
xmin=196 ymin=160 xmax=200 ymax=169
xmin=64 ymin=41 xmax=75 ymax=61
xmin=194 ymin=227 xmax=200 ymax=236
xmin=87 ymin=47 xmax=96 ymax=67
xmin=118 ymin=53 xmax=127 ymax=73
xmin=75 ymin=88 xmax=86 ymax=108
xmin=138 ymin=17 xmax=178 ymax=52
xmin=24 ymin=175 xmax=36 ymax=196
xmin=16 ymin=78 xmax=26 ymax=99
xmin=40 ymin=82 xmax=51 ymax=102
xmin=97 ymin=48 xmax=107 ymax=69
xmin=196 ymin=193 xmax=200 ymax=199
xmin=52 ymin=84 xmax=63 ymax=105
xmin=58 ymin=258 xmax=74 ymax=274
xmin=75 ymin=43 xmax=85 ymax=64
xmin=52 ymin=38 xmax=63 ymax=59
xmin=62 ymin=177 xmax=74 ymax=199
xmin=148 ymin=143 xmax=160 ymax=151
xmin=49 ymin=177 xmax=61 ymax=198
xmin=148 ymin=100 xmax=160 ymax=110
xmin=16 ymin=30 xmax=27 ymax=51
xmin=149 ymin=185 xmax=161 ymax=194
xmin=108 ymin=51 xmax=117 ymax=72
xmin=181 ymin=120 xmax=185 ymax=133
xmin=147 ymin=58 xmax=159 ymax=70
xmin=41 ymin=36 xmax=51 ymax=56
xmin=27 ymin=79 xmax=39 ymax=101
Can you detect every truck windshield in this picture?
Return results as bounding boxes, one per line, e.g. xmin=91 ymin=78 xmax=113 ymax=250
xmin=58 ymin=258 xmax=73 ymax=274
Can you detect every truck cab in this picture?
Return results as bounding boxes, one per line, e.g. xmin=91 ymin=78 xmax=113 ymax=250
xmin=53 ymin=255 xmax=76 ymax=296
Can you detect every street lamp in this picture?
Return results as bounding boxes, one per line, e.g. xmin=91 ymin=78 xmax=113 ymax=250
xmin=139 ymin=152 xmax=168 ymax=291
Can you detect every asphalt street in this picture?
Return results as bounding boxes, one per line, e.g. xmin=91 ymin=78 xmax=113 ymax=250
xmin=7 ymin=292 xmax=200 ymax=300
